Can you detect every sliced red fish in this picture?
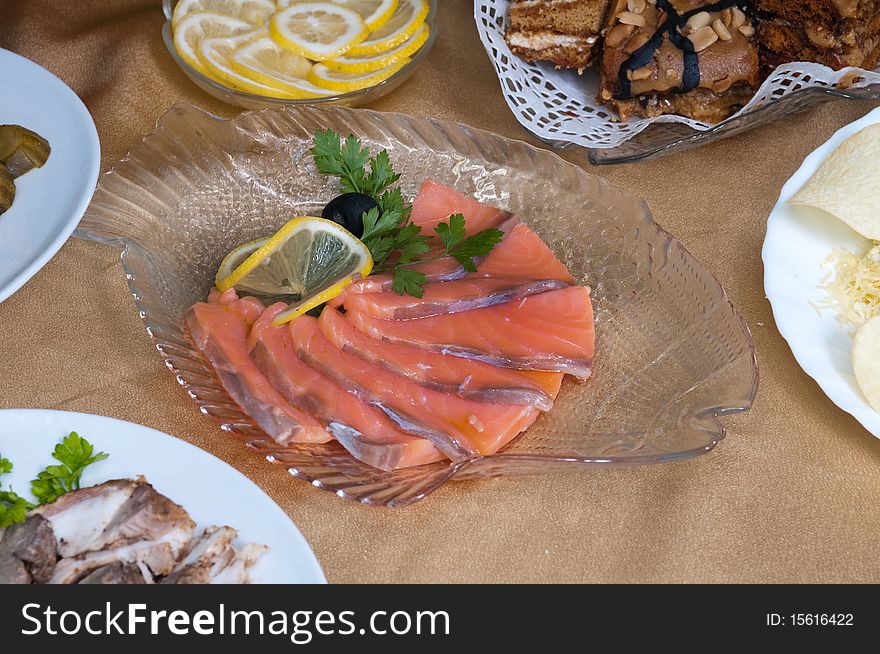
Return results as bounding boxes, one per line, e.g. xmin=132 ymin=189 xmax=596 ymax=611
xmin=347 ymin=286 xmax=595 ymax=379
xmin=476 ymin=221 xmax=575 ymax=284
xmin=410 ymin=179 xmax=513 ymax=234
xmin=248 ymin=304 xmax=445 ymax=471
xmin=346 ymin=181 xmax=516 ymax=294
xmin=185 ymin=289 xmax=332 ymax=445
xmin=292 ymin=317 xmax=542 ymax=457
xmin=319 ymin=307 xmax=562 ymax=410
xmin=342 ymin=277 xmax=569 ymax=320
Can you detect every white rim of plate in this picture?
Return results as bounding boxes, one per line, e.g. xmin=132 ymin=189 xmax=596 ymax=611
xmin=0 ymin=408 xmax=327 ymax=584
xmin=763 ymin=105 xmax=880 ymax=439
xmin=0 ymin=48 xmax=100 ymax=303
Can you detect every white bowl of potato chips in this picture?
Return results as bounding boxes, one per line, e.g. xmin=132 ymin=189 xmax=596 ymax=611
xmin=764 ymin=105 xmax=880 ymax=440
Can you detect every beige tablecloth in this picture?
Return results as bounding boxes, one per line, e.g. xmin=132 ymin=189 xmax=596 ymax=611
xmin=2 ymin=0 xmax=879 ymax=583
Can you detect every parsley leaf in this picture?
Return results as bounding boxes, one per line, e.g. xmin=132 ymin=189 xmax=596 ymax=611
xmin=311 ymin=130 xmax=505 ymax=298
xmin=392 ymin=268 xmax=428 ymax=298
xmin=0 ymin=455 xmax=35 ymax=528
xmin=447 ymin=227 xmax=505 ymax=272
xmin=31 ymin=432 xmax=108 ymax=505
xmin=0 ymin=492 xmax=32 ymax=528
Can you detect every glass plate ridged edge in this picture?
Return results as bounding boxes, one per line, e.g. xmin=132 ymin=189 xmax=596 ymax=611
xmin=75 ymin=103 xmax=758 ymax=506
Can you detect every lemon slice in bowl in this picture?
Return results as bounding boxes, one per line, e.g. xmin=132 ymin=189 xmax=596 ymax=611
xmin=276 ymin=0 xmax=399 ymax=31
xmin=347 ymin=0 xmax=428 ymax=56
xmin=197 ymin=30 xmax=299 ymax=97
xmin=172 ymin=0 xmax=276 ymax=27
xmin=307 ymin=59 xmax=408 ymax=92
xmin=216 ymin=216 xmax=373 ymax=324
xmin=269 ymin=3 xmax=369 ymax=61
xmin=173 ymin=11 xmax=256 ymax=75
xmin=229 ymin=36 xmax=331 ymax=98
xmin=323 ymin=22 xmax=428 ymax=73
xmin=215 ymin=236 xmax=270 ymax=283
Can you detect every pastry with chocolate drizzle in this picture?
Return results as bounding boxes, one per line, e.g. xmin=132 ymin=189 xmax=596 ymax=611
xmin=598 ymin=0 xmax=760 ymax=122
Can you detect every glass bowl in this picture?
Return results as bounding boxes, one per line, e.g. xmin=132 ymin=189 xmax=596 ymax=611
xmin=77 ymin=103 xmax=758 ymax=506
xmin=162 ymin=0 xmax=438 ymax=110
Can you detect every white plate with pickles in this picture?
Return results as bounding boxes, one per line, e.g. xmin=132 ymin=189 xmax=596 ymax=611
xmin=763 ymin=105 xmax=880 ymax=439
xmin=0 ymin=48 xmax=100 ymax=304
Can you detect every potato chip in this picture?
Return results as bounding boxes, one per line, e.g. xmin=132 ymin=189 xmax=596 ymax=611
xmin=789 ymin=123 xmax=880 ymax=240
xmin=852 ymin=315 xmax=880 ymax=411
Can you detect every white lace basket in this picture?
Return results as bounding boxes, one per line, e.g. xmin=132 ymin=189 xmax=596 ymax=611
xmin=475 ymin=0 xmax=880 ymax=163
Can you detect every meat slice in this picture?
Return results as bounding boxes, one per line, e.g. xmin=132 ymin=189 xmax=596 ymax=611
xmin=342 ymin=277 xmax=569 ymax=320
xmin=162 ymin=527 xmax=266 ymax=585
xmin=249 ymin=304 xmax=446 ymax=470
xmin=319 ymin=307 xmax=561 ymax=410
xmin=186 ymin=288 xmax=332 ymax=445
xmin=78 ymin=562 xmax=147 ymax=584
xmin=292 ymin=316 xmax=542 ymax=457
xmin=0 ymin=514 xmax=57 ymax=584
xmin=48 ymin=537 xmax=184 ymax=584
xmin=33 ymin=478 xmax=195 ymax=560
xmin=210 ymin=543 xmax=266 ymax=584
xmin=347 ymin=286 xmax=595 ymax=379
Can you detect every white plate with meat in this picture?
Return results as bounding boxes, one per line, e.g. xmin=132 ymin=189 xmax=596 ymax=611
xmin=0 ymin=48 xmax=100 ymax=303
xmin=0 ymin=409 xmax=325 ymax=584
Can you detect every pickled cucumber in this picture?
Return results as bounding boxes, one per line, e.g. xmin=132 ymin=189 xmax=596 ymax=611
xmin=0 ymin=125 xmax=50 ymax=215
xmin=0 ymin=125 xmax=51 ymax=177
xmin=0 ymin=165 xmax=15 ymax=215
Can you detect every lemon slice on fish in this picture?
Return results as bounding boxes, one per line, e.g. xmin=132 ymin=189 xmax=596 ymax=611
xmin=173 ymin=12 xmax=256 ymax=75
xmin=172 ymin=0 xmax=276 ymax=27
xmin=307 ymin=59 xmax=408 ymax=91
xmin=216 ymin=216 xmax=373 ymax=324
xmin=346 ymin=0 xmax=428 ymax=56
xmin=276 ymin=0 xmax=399 ymax=31
xmin=269 ymin=3 xmax=369 ymax=61
xmin=323 ymin=23 xmax=428 ymax=73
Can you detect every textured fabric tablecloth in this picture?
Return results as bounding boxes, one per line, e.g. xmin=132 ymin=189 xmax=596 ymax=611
xmin=2 ymin=0 xmax=879 ymax=583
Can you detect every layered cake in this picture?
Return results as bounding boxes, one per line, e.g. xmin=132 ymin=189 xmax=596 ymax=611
xmin=754 ymin=1 xmax=880 ymax=71
xmin=597 ymin=1 xmax=760 ymax=122
xmin=505 ymin=0 xmax=612 ymax=70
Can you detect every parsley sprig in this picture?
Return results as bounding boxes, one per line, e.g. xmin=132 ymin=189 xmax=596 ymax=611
xmin=0 ymin=456 xmax=34 ymax=528
xmin=0 ymin=432 xmax=108 ymax=527
xmin=31 ymin=432 xmax=109 ymax=505
xmin=310 ymin=130 xmax=503 ymax=298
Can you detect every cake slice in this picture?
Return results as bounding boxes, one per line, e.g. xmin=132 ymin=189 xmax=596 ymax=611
xmin=505 ymin=0 xmax=611 ymax=70
xmin=754 ymin=0 xmax=880 ymax=72
xmin=597 ymin=0 xmax=760 ymax=122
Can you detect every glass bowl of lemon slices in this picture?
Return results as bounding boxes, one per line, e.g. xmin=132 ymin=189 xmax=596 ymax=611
xmin=162 ymin=0 xmax=437 ymax=109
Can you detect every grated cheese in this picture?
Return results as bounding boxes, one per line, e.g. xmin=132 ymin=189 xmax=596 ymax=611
xmin=821 ymin=243 xmax=880 ymax=327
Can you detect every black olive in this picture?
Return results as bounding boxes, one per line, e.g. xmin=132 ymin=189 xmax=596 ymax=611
xmin=321 ymin=192 xmax=379 ymax=238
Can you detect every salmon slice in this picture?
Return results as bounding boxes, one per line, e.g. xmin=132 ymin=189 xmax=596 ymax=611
xmin=342 ymin=277 xmax=569 ymax=320
xmin=410 ymin=179 xmax=513 ymax=235
xmin=319 ymin=307 xmax=562 ymax=410
xmin=476 ymin=221 xmax=576 ymax=284
xmin=248 ymin=304 xmax=445 ymax=471
xmin=292 ymin=316 xmax=542 ymax=457
xmin=341 ymin=219 xmax=571 ymax=309
xmin=185 ymin=289 xmax=332 ymax=445
xmin=346 ymin=181 xmax=516 ymax=294
xmin=347 ymin=286 xmax=595 ymax=379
